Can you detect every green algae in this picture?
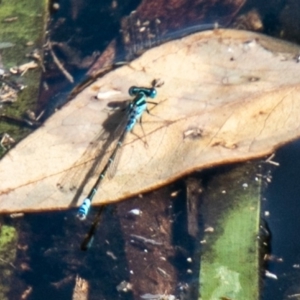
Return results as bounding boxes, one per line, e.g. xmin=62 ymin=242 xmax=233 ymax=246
xmin=0 ymin=0 xmax=48 ymax=156
xmin=0 ymin=224 xmax=18 ymax=300
xmin=200 ymin=163 xmax=261 ymax=300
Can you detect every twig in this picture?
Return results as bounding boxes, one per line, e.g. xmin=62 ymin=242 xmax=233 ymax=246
xmin=48 ymin=41 xmax=74 ymax=83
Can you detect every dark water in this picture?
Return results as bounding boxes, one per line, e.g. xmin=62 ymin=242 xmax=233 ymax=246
xmin=5 ymin=207 xmax=131 ymax=300
xmin=262 ymin=140 xmax=300 ymax=300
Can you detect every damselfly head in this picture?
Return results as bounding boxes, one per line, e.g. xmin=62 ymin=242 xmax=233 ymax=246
xmin=128 ymin=86 xmax=157 ymax=99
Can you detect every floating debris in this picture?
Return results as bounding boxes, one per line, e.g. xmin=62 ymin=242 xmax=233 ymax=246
xmin=72 ymin=275 xmax=89 ymax=300
xmin=183 ymin=127 xmax=203 ymax=139
xmin=128 ymin=208 xmax=142 ymax=216
xmin=3 ymin=17 xmax=18 ymax=23
xmin=10 ymin=61 xmax=38 ymax=76
xmin=0 ymin=42 xmax=15 ymax=49
xmin=265 ymin=270 xmax=278 ymax=280
xmin=140 ymin=293 xmax=175 ymax=300
xmin=130 ymin=234 xmax=163 ymax=246
xmin=116 ymin=280 xmax=132 ymax=292
xmin=0 ymin=133 xmax=15 ymax=150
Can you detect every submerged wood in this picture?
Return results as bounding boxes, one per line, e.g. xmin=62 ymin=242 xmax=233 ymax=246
xmin=1 ymin=29 xmax=300 ymax=213
xmin=87 ymin=0 xmax=245 ymax=77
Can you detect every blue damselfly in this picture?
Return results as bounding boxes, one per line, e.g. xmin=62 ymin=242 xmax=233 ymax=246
xmin=79 ymin=84 xmax=159 ymax=250
xmin=77 ymin=85 xmax=157 ymax=220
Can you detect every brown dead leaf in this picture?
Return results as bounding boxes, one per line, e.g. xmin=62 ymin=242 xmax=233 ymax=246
xmin=1 ymin=29 xmax=300 ymax=213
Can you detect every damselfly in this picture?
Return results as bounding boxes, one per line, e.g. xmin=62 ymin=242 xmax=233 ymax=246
xmin=77 ymin=85 xmax=158 ymax=221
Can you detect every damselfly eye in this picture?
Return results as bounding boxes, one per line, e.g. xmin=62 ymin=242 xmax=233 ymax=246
xmin=128 ymin=86 xmax=138 ymax=96
xmin=148 ymin=88 xmax=157 ymax=99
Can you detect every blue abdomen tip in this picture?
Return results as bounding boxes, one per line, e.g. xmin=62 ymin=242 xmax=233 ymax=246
xmin=77 ymin=198 xmax=91 ymax=220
